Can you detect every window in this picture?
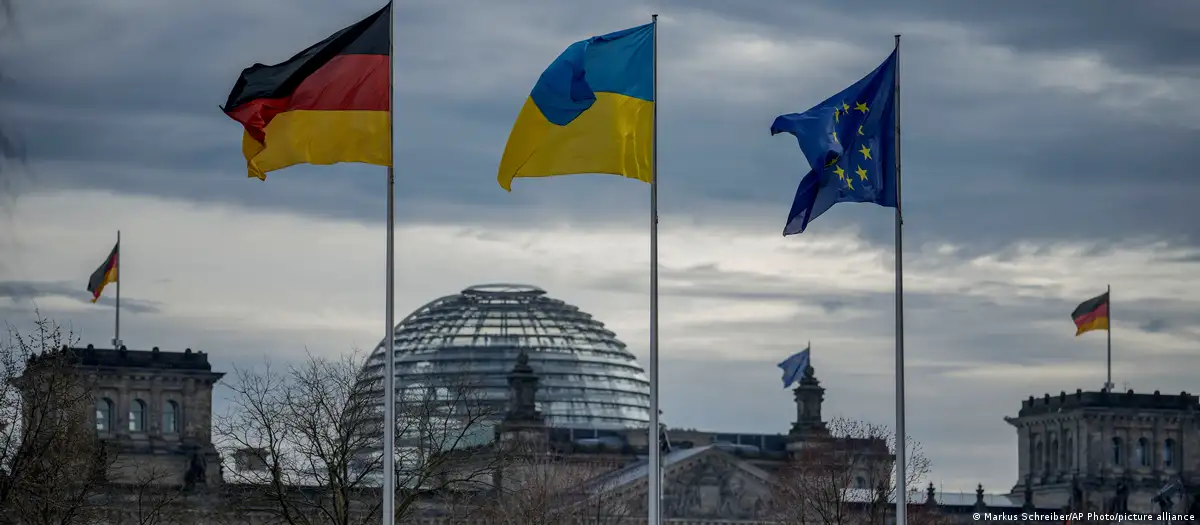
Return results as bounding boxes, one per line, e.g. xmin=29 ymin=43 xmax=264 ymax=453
xmin=130 ymin=399 xmax=146 ymax=432
xmin=1137 ymin=438 xmax=1149 ymax=467
xmin=1035 ymin=440 xmax=1044 ymax=472
xmin=163 ymin=400 xmax=179 ymax=434
xmin=1112 ymin=437 xmax=1123 ymax=465
xmin=96 ymin=398 xmax=113 ymax=432
xmin=1065 ymin=431 xmax=1074 ymax=469
xmin=1050 ymin=435 xmax=1059 ymax=471
xmin=1164 ymin=439 xmax=1175 ymax=468
xmin=855 ymin=476 xmax=867 ymax=489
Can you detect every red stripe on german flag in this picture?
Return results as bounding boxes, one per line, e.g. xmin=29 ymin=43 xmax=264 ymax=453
xmin=1071 ymin=291 xmax=1109 ymax=336
xmin=221 ymin=3 xmax=391 ymax=180
xmin=87 ymin=243 xmax=119 ymax=303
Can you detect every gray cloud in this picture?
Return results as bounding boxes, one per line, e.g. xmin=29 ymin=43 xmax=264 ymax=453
xmin=671 ymin=0 xmax=1200 ymax=76
xmin=2 ymin=0 xmax=1198 ymax=252
xmin=0 ymin=280 xmax=162 ymax=313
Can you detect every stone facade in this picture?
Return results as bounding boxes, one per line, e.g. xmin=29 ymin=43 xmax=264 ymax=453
xmin=76 ymin=344 xmax=225 ymax=488
xmin=40 ymin=344 xmax=1198 ymax=524
xmin=1006 ymin=388 xmax=1200 ymax=515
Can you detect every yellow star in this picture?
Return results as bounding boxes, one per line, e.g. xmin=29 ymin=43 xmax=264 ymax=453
xmin=833 ymin=165 xmax=845 ymax=180
xmin=856 ymin=166 xmax=868 ymax=180
xmin=832 ymin=131 xmax=839 ymax=144
xmin=858 ymin=145 xmax=872 ymax=160
xmin=858 ymin=125 xmax=864 ymax=136
xmin=845 ymin=176 xmax=854 ymax=190
xmin=834 ymin=108 xmax=840 ymax=122
xmin=855 ymin=102 xmax=869 ymax=114
xmin=842 ymin=102 xmax=850 ymax=112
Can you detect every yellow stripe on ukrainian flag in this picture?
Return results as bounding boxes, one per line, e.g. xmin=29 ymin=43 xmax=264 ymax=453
xmin=498 ymin=22 xmax=654 ymax=191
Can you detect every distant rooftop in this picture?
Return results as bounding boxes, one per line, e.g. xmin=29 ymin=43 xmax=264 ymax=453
xmin=28 ymin=345 xmax=216 ymax=372
xmin=1017 ymin=388 xmax=1199 ymax=417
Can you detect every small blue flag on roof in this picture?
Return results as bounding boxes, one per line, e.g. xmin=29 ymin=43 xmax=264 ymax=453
xmin=778 ymin=345 xmax=811 ymax=389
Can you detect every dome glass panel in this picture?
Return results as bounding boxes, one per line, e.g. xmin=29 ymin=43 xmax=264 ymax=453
xmin=360 ymin=284 xmax=651 ymax=431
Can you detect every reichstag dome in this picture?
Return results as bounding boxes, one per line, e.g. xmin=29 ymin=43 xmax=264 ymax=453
xmin=361 ymin=284 xmax=652 ymax=431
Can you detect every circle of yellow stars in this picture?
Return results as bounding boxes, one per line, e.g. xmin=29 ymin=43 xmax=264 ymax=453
xmin=830 ymin=100 xmax=872 ymax=191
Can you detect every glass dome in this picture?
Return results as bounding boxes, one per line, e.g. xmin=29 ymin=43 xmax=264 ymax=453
xmin=361 ymin=284 xmax=651 ymax=431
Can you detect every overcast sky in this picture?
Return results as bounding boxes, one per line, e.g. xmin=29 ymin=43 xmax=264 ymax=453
xmin=1 ymin=0 xmax=1198 ymax=495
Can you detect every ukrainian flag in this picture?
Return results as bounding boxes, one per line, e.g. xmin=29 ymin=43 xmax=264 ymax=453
xmin=497 ymin=22 xmax=655 ymax=191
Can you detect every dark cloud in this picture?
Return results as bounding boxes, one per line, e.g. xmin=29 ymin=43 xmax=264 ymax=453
xmin=0 ymin=279 xmax=162 ymax=313
xmin=670 ymin=0 xmax=1200 ymax=76
xmin=1140 ymin=318 xmax=1169 ymax=334
xmin=1 ymin=0 xmax=1197 ymax=252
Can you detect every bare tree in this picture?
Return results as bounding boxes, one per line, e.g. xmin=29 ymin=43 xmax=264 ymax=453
xmin=215 ymin=351 xmax=382 ymax=525
xmin=0 ymin=313 xmax=109 ymax=524
xmin=215 ymin=350 xmax=503 ymax=525
xmin=446 ymin=439 xmax=629 ymax=524
xmin=99 ymin=465 xmax=189 ymax=525
xmin=770 ymin=417 xmax=931 ymax=525
xmin=389 ymin=371 xmax=507 ymax=521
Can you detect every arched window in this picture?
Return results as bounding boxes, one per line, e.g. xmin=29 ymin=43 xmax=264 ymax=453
xmin=1050 ymin=435 xmax=1059 ymax=471
xmin=1164 ymin=439 xmax=1175 ymax=468
xmin=1137 ymin=438 xmax=1149 ymax=467
xmin=130 ymin=399 xmax=146 ymax=432
xmin=1065 ymin=431 xmax=1074 ymax=469
xmin=95 ymin=398 xmax=113 ymax=432
xmin=162 ymin=400 xmax=179 ymax=434
xmin=1035 ymin=440 xmax=1044 ymax=472
xmin=855 ymin=476 xmax=867 ymax=489
xmin=1112 ymin=437 xmax=1123 ymax=465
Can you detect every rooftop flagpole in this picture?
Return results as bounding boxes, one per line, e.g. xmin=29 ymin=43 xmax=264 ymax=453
xmin=113 ymin=230 xmax=122 ymax=348
xmin=892 ymin=33 xmax=908 ymax=525
xmin=648 ymin=12 xmax=662 ymax=525
xmin=382 ymin=2 xmax=396 ymax=523
xmin=1104 ymin=285 xmax=1113 ymax=390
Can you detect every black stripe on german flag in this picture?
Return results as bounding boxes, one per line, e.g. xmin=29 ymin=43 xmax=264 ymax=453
xmin=1071 ymin=291 xmax=1109 ymax=336
xmin=221 ymin=2 xmax=391 ymax=180
xmin=87 ymin=242 xmax=119 ymax=303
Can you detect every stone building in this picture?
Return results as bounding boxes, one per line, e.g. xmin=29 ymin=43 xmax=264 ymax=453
xmin=27 ymin=343 xmax=1184 ymax=524
xmin=1006 ymin=388 xmax=1200 ymax=515
xmin=82 ymin=344 xmax=225 ymax=488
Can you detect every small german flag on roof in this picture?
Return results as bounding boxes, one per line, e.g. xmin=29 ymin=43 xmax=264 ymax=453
xmin=87 ymin=242 xmax=119 ymax=303
xmin=1071 ymin=291 xmax=1109 ymax=336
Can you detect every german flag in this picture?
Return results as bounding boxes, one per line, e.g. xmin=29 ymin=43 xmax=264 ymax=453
xmin=1071 ymin=292 xmax=1109 ymax=336
xmin=87 ymin=242 xmax=119 ymax=303
xmin=221 ymin=3 xmax=391 ymax=180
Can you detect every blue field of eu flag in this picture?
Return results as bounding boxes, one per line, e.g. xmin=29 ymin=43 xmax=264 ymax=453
xmin=778 ymin=346 xmax=810 ymax=388
xmin=770 ymin=51 xmax=898 ymax=236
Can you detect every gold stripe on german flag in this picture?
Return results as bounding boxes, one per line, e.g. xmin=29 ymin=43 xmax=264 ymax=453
xmin=87 ymin=242 xmax=119 ymax=303
xmin=1071 ymin=291 xmax=1109 ymax=336
xmin=221 ymin=3 xmax=390 ymax=180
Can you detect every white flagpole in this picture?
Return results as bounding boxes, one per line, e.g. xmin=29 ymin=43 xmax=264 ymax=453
xmin=113 ymin=230 xmax=122 ymax=348
xmin=1104 ymin=285 xmax=1113 ymax=390
xmin=382 ymin=2 xmax=396 ymax=523
xmin=648 ymin=13 xmax=662 ymax=525
xmin=892 ymin=34 xmax=908 ymax=525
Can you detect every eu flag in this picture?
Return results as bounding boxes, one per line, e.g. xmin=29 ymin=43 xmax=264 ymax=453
xmin=770 ymin=51 xmax=897 ymax=236
xmin=777 ymin=347 xmax=810 ymax=389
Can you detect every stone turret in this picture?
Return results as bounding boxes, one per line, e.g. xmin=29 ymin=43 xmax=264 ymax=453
xmin=1005 ymin=387 xmax=1200 ymax=512
xmin=788 ymin=364 xmax=828 ymax=440
xmin=496 ymin=350 xmax=547 ymax=446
